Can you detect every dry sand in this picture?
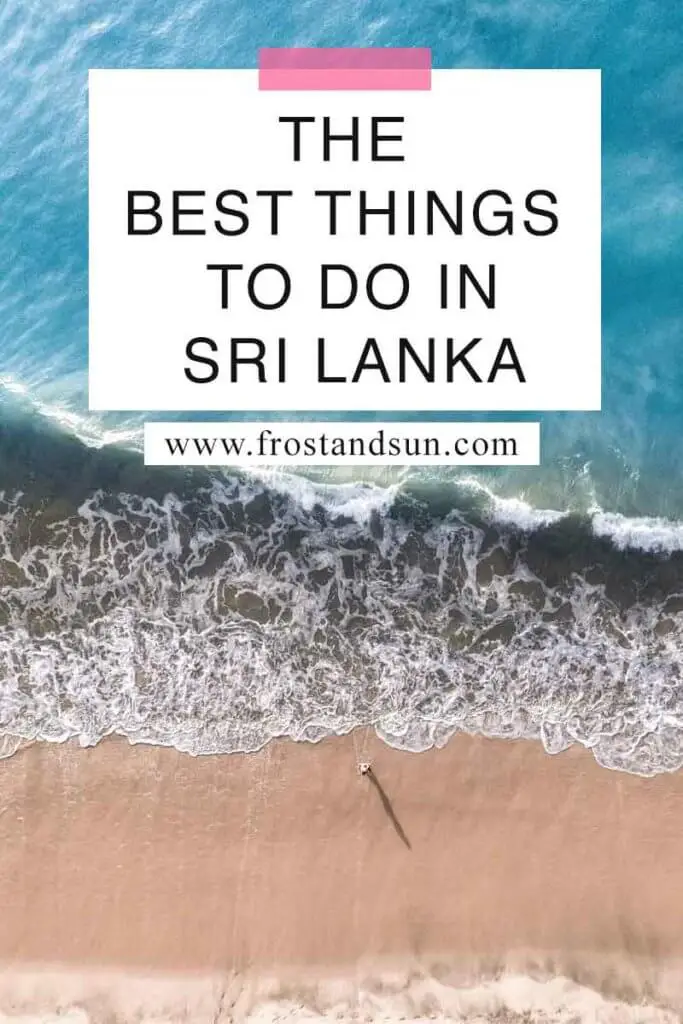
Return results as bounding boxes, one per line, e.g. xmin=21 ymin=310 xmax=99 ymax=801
xmin=1 ymin=732 xmax=683 ymax=1019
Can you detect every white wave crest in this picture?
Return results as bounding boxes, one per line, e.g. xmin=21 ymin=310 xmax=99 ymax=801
xmin=0 ymin=969 xmax=679 ymax=1024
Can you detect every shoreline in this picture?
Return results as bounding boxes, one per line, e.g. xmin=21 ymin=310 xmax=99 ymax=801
xmin=1 ymin=958 xmax=682 ymax=1022
xmin=3 ymin=732 xmax=683 ymax=1016
xmin=2 ymin=729 xmax=683 ymax=780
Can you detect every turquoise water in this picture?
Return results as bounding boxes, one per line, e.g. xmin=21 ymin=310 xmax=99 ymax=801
xmin=1 ymin=0 xmax=683 ymax=774
xmin=1 ymin=0 xmax=682 ymax=517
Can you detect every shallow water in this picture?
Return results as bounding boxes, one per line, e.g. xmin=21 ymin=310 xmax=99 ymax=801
xmin=0 ymin=410 xmax=682 ymax=775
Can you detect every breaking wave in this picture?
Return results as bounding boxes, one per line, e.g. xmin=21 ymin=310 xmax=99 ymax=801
xmin=0 ymin=968 xmax=679 ymax=1024
xmin=2 ymin=438 xmax=683 ymax=776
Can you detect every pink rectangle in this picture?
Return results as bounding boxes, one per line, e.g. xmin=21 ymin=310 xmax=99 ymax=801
xmin=259 ymin=68 xmax=431 ymax=91
xmin=259 ymin=47 xmax=431 ymax=70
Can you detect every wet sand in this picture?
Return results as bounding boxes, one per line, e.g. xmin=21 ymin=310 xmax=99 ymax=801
xmin=1 ymin=733 xmax=683 ymax=1016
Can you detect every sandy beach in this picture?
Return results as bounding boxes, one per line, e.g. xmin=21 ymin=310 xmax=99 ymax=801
xmin=2 ymin=732 xmax=683 ymax=1020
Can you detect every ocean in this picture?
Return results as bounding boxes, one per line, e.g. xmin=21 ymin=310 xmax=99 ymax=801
xmin=1 ymin=0 xmax=682 ymax=777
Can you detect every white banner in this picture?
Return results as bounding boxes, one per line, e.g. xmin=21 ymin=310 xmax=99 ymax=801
xmin=144 ymin=421 xmax=540 ymax=466
xmin=90 ymin=69 xmax=600 ymax=413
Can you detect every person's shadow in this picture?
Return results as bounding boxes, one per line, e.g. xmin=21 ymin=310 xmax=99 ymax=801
xmin=365 ymin=768 xmax=412 ymax=850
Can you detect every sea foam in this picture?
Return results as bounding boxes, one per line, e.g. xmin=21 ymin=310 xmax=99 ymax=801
xmin=0 ymin=969 xmax=679 ymax=1024
xmin=1 ymin=465 xmax=683 ymax=776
